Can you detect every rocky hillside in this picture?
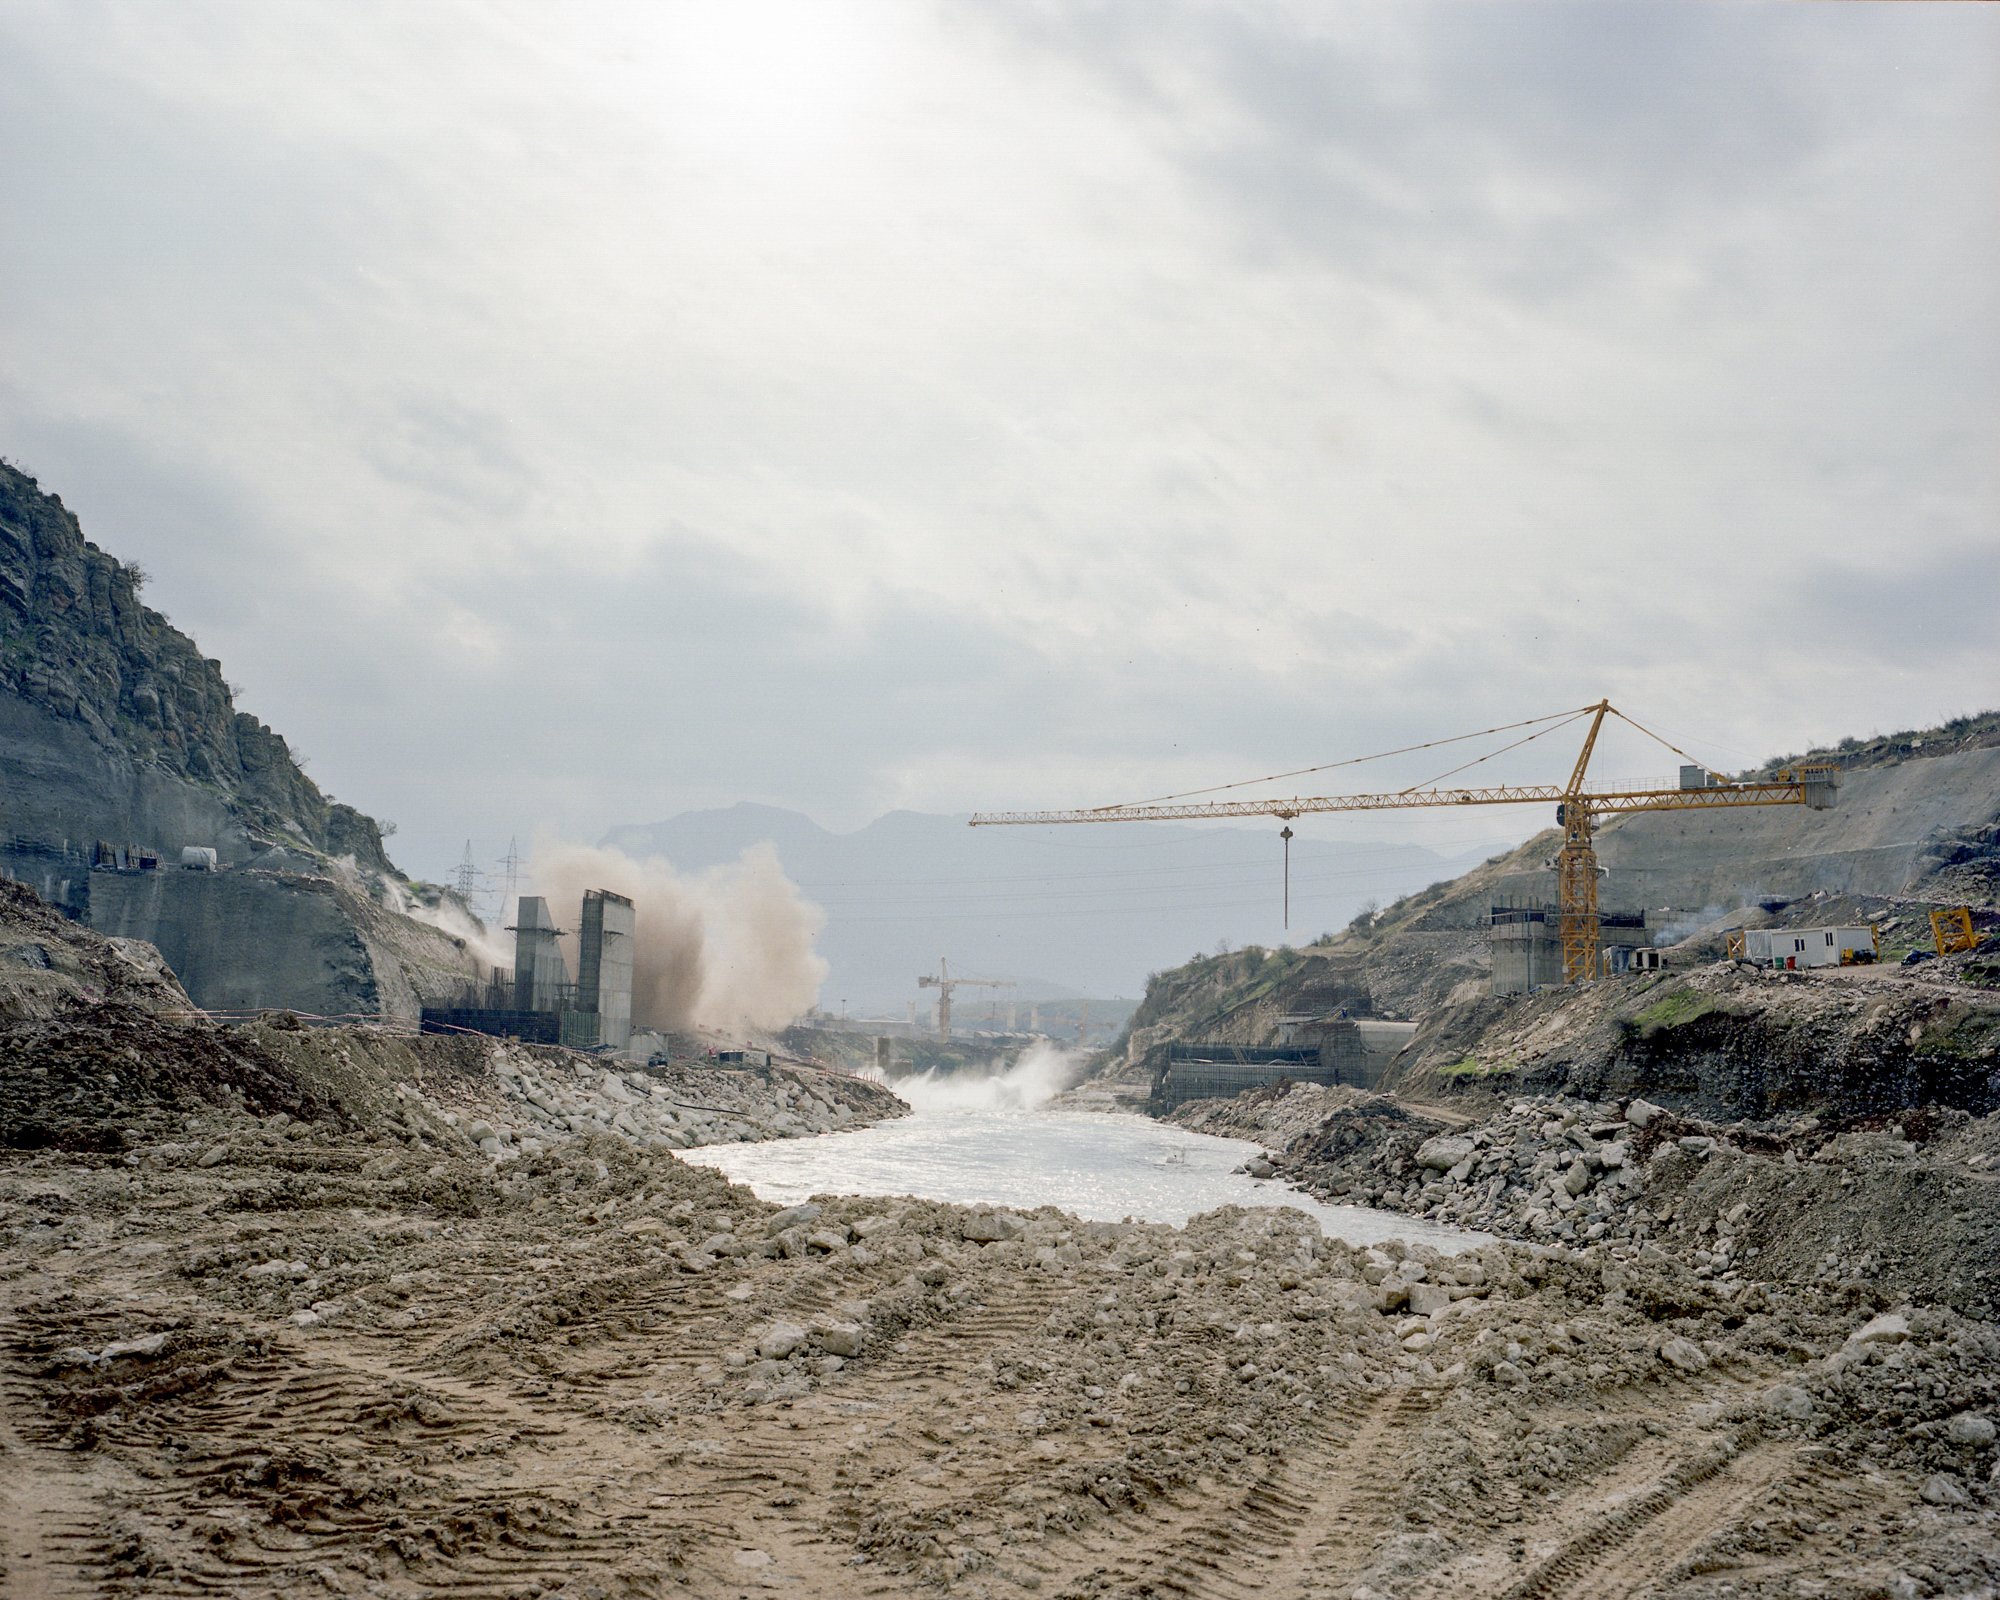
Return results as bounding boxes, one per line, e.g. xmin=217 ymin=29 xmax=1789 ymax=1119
xmin=1112 ymin=714 xmax=2000 ymax=1069
xmin=0 ymin=461 xmax=391 ymax=873
xmin=1401 ymin=956 xmax=2000 ymax=1116
xmin=1 ymin=461 xmax=482 ymax=1017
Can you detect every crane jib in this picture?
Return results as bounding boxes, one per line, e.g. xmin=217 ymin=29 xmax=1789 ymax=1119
xmin=967 ymin=779 xmax=1816 ymax=828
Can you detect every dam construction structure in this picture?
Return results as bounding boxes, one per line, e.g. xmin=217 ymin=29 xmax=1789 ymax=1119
xmin=973 ymin=697 xmax=1833 ymax=986
xmin=421 ymin=889 xmax=636 ymax=1049
xmin=1148 ymin=1019 xmax=1419 ymax=1110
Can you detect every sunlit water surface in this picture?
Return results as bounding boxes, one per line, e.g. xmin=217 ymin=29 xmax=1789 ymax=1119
xmin=680 ymin=1048 xmax=1483 ymax=1254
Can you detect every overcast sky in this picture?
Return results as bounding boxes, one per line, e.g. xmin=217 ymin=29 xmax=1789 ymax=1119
xmin=4 ymin=0 xmax=1995 ymax=885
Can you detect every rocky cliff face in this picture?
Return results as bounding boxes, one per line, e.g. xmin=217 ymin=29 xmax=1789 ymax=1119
xmin=0 ymin=462 xmax=482 ymax=1017
xmin=0 ymin=461 xmax=390 ymax=873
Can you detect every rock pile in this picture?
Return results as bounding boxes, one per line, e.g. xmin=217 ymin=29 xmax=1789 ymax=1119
xmin=474 ymin=1049 xmax=887 ymax=1156
xmin=307 ymin=1040 xmax=903 ymax=1165
xmin=1176 ymin=1083 xmax=2000 ymax=1317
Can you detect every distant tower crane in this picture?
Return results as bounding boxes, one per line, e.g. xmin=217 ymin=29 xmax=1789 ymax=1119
xmin=971 ymin=699 xmax=1835 ymax=986
xmin=918 ymin=957 xmax=1015 ymax=1041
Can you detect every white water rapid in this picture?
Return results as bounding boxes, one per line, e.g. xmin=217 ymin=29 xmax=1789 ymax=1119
xmin=681 ymin=1045 xmax=1482 ymax=1252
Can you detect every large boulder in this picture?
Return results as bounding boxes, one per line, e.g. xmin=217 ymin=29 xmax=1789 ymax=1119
xmin=1415 ymin=1134 xmax=1476 ymax=1173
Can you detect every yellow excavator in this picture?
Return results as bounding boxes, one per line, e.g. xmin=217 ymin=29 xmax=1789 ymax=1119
xmin=970 ymin=699 xmax=1834 ymax=985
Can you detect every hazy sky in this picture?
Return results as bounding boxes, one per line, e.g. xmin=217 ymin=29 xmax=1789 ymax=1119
xmin=4 ymin=0 xmax=1995 ymax=883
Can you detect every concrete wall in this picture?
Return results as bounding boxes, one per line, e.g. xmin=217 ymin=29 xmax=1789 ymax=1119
xmin=0 ymin=839 xmax=94 ymax=919
xmin=578 ymin=890 xmax=635 ymax=1050
xmin=1489 ymin=912 xmax=1649 ymax=995
xmin=1491 ymin=920 xmax=1562 ymax=996
xmin=512 ymin=897 xmax=569 ymax=1012
xmin=1151 ymin=1022 xmax=1416 ymax=1107
xmin=86 ymin=866 xmax=482 ymax=1021
xmin=88 ymin=868 xmax=377 ymax=1016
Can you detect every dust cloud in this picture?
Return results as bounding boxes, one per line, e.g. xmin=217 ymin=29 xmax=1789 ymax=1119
xmin=329 ymin=855 xmax=516 ymax=972
xmin=378 ymin=871 xmax=515 ymax=972
xmin=528 ymin=841 xmax=827 ymax=1034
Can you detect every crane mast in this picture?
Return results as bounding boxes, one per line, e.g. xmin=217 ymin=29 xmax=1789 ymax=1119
xmin=970 ymin=699 xmax=1834 ymax=986
xmin=917 ymin=956 xmax=1016 ymax=1041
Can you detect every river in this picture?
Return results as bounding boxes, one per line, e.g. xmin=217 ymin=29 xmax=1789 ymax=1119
xmin=681 ymin=1046 xmax=1482 ymax=1253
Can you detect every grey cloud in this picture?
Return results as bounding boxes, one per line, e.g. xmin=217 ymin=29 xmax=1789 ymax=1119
xmin=362 ymin=397 xmax=538 ymax=518
xmin=0 ymin=1 xmax=1992 ymax=897
xmin=1014 ymin=2 xmax=1943 ymax=263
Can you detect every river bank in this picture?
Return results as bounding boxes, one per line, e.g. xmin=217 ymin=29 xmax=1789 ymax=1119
xmin=688 ymin=1057 xmax=1483 ymax=1249
xmin=1169 ymin=1079 xmax=2000 ymax=1320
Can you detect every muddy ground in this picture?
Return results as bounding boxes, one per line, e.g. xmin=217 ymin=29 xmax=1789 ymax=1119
xmin=2 ymin=885 xmax=1996 ymax=1598
xmin=1 ymin=1063 xmax=1995 ymax=1598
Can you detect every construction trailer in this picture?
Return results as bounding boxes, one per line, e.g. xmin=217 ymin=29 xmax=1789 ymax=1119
xmin=1741 ymin=926 xmax=1878 ymax=969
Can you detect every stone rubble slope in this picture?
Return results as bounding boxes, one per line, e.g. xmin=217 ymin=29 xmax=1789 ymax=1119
xmin=1389 ymin=960 xmax=2000 ymax=1121
xmin=0 ymin=877 xmax=188 ymax=1023
xmin=1175 ymin=1079 xmax=2000 ymax=1320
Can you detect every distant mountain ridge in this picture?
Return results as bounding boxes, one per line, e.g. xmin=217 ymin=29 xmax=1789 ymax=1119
xmin=603 ymin=803 xmax=1503 ymax=1012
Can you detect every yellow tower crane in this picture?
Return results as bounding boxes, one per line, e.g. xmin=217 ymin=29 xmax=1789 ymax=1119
xmin=970 ymin=699 xmax=1835 ymax=986
xmin=917 ymin=957 xmax=1016 ymax=1041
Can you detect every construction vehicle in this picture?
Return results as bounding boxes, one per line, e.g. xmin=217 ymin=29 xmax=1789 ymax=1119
xmin=917 ymin=957 xmax=1015 ymax=1040
xmin=970 ymin=699 xmax=1834 ymax=986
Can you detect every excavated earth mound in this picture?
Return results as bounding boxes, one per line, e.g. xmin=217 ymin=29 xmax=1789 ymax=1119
xmin=1388 ymin=961 xmax=2000 ymax=1120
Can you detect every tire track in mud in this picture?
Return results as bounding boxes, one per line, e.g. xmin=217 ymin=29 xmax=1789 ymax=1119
xmin=113 ymin=1354 xmax=633 ymax=1599
xmin=0 ymin=1333 xmax=104 ymax=1600
xmin=1395 ymin=1409 xmax=1662 ymax=1599
xmin=1649 ymin=1454 xmax=1868 ymax=1593
xmin=0 ymin=1304 xmax=131 ymax=1600
xmin=688 ymin=1276 xmax=1086 ymax=1594
xmin=227 ymin=1255 xmax=1080 ymax=1594
xmin=1 ymin=1292 xmax=670 ymax=1600
xmin=843 ymin=1275 xmax=1080 ymax=1396
xmin=1010 ymin=1385 xmax=1445 ymax=1600
xmin=1482 ymin=1429 xmax=1794 ymax=1600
